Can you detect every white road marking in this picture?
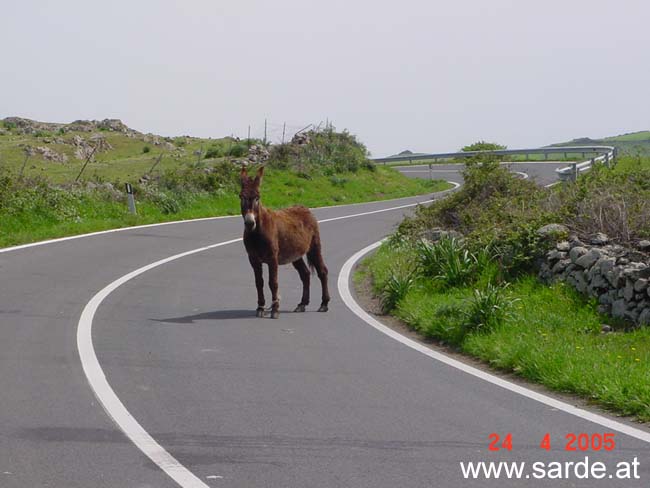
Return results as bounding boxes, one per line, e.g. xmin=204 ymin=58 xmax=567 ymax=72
xmin=337 ymin=240 xmax=650 ymax=445
xmin=76 ymin=193 xmax=458 ymax=488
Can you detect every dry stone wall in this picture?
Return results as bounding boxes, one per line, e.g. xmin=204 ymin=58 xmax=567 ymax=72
xmin=539 ymin=231 xmax=650 ymax=325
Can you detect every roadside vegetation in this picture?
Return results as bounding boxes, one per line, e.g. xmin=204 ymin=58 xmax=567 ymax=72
xmin=360 ymin=153 xmax=650 ymax=421
xmin=0 ymin=120 xmax=450 ymax=247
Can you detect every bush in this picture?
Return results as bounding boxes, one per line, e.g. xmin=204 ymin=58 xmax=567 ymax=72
xmin=380 ymin=268 xmax=416 ymax=313
xmin=463 ymin=283 xmax=517 ymax=333
xmin=267 ymin=126 xmax=371 ymax=176
xmin=415 ymin=236 xmax=490 ymax=287
xmin=461 ymin=141 xmax=507 ymax=152
xmin=143 ymin=145 xmax=151 ymax=154
xmin=204 ymin=145 xmax=223 ymax=159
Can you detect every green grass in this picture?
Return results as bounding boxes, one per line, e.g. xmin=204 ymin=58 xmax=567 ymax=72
xmin=0 ymin=167 xmax=451 ymax=248
xmin=552 ymin=130 xmax=650 ymax=157
xmin=0 ymin=130 xmax=227 ymax=183
xmin=362 ymin=242 xmax=650 ymax=421
xmin=604 ymin=131 xmax=650 ymax=142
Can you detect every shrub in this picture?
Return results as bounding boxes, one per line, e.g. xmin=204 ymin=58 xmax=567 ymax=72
xmin=415 ymin=237 xmax=482 ymax=287
xmin=142 ymin=145 xmax=151 ymax=154
xmin=463 ymin=283 xmax=517 ymax=333
xmin=380 ymin=267 xmax=416 ymax=313
xmin=461 ymin=141 xmax=507 ymax=152
xmin=204 ymin=145 xmax=223 ymax=159
xmin=267 ymin=126 xmax=371 ymax=176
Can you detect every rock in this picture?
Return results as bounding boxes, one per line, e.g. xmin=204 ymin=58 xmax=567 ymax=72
xmin=624 ymin=280 xmax=635 ymax=301
xmin=638 ymin=240 xmax=650 ymax=252
xmin=611 ymin=299 xmax=627 ymax=318
xmin=569 ymin=246 xmax=588 ymax=263
xmin=556 ymin=241 xmax=571 ymax=252
xmin=639 ymin=308 xmax=650 ymax=326
xmin=601 ymin=324 xmax=613 ymax=333
xmin=551 ymin=259 xmax=570 ymax=274
xmin=634 ymin=278 xmax=649 ymax=292
xmin=547 ymin=250 xmax=566 ymax=261
xmin=625 ymin=308 xmax=640 ymax=322
xmin=598 ymin=293 xmax=612 ymax=305
xmin=537 ymin=224 xmax=569 ymax=239
xmin=575 ymin=249 xmax=601 ymax=269
xmin=590 ymin=232 xmax=609 ymax=245
xmin=34 ymin=146 xmax=68 ymax=163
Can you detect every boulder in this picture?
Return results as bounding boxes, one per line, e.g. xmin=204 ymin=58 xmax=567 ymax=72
xmin=556 ymin=241 xmax=571 ymax=252
xmin=537 ymin=223 xmax=569 ymax=239
xmin=634 ymin=278 xmax=649 ymax=292
xmin=569 ymin=246 xmax=588 ymax=263
xmin=638 ymin=240 xmax=650 ymax=252
xmin=575 ymin=249 xmax=601 ymax=269
xmin=611 ymin=299 xmax=627 ymax=319
xmin=639 ymin=308 xmax=650 ymax=326
xmin=590 ymin=232 xmax=609 ymax=245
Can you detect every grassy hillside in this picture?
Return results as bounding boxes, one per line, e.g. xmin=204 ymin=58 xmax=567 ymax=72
xmin=0 ymin=117 xmax=243 ymax=183
xmin=551 ymin=130 xmax=650 ymax=157
xmin=0 ymin=117 xmax=451 ymax=248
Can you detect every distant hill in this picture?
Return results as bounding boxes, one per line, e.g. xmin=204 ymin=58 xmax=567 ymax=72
xmin=550 ymin=130 xmax=650 ymax=155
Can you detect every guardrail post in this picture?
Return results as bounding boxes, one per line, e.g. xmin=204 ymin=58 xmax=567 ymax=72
xmin=125 ymin=183 xmax=137 ymax=214
xmin=571 ymin=163 xmax=578 ymax=182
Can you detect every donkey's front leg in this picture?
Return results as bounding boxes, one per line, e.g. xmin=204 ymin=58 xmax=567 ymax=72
xmin=268 ymin=258 xmax=280 ymax=319
xmin=249 ymin=256 xmax=265 ymax=317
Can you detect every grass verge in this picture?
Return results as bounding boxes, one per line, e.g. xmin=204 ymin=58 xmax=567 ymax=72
xmin=359 ymin=240 xmax=650 ymax=422
xmin=0 ymin=167 xmax=451 ymax=248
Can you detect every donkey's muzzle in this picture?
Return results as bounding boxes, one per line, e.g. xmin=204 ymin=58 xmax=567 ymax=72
xmin=244 ymin=213 xmax=256 ymax=230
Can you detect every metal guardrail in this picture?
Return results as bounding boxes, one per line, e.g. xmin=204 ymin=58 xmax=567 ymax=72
xmin=555 ymin=147 xmax=616 ymax=181
xmin=372 ymin=145 xmax=617 ymax=182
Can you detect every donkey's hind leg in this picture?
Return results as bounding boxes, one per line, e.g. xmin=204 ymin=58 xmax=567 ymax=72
xmin=292 ymin=258 xmax=310 ymax=312
xmin=307 ymin=239 xmax=330 ymax=312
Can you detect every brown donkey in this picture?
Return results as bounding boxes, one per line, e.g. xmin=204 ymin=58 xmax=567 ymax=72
xmin=240 ymin=165 xmax=329 ymax=319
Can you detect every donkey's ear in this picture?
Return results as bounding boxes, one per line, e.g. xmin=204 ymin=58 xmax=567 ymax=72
xmin=240 ymin=164 xmax=248 ymax=184
xmin=254 ymin=165 xmax=265 ymax=185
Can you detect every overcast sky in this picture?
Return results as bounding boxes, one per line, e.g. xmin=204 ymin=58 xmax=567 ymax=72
xmin=2 ymin=1 xmax=649 ymax=156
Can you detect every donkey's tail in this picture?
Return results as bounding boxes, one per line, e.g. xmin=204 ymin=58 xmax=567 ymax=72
xmin=306 ymin=232 xmax=321 ymax=274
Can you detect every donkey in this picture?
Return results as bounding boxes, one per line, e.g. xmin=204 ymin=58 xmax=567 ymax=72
xmin=239 ymin=165 xmax=330 ymax=319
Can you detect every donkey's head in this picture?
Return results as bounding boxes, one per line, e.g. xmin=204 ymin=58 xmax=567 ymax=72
xmin=239 ymin=165 xmax=264 ymax=231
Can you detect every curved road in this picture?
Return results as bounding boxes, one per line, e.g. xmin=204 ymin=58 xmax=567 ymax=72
xmin=1 ymin=165 xmax=648 ymax=487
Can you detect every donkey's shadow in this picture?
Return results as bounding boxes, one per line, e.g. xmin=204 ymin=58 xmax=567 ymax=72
xmin=151 ymin=308 xmax=316 ymax=324
xmin=151 ymin=310 xmax=254 ymax=324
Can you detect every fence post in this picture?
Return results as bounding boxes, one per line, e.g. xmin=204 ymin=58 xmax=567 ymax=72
xmin=125 ymin=183 xmax=137 ymax=214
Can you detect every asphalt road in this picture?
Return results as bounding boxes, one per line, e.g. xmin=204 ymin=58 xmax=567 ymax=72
xmin=393 ymin=161 xmax=570 ymax=187
xmin=1 ymin=166 xmax=649 ymax=487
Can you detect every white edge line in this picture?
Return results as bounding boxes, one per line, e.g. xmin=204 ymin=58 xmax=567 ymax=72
xmin=337 ymin=240 xmax=650 ymax=445
xmin=77 ymin=238 xmax=242 ymax=488
xmin=0 ymin=186 xmax=455 ymax=255
xmin=76 ymin=195 xmax=458 ymax=488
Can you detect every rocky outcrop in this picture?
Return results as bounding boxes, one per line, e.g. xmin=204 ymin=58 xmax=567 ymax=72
xmin=34 ymin=146 xmax=68 ymax=163
xmin=540 ymin=233 xmax=650 ymax=325
xmin=2 ymin=117 xmax=140 ymax=136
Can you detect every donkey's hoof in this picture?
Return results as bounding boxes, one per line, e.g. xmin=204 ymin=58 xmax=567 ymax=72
xmin=256 ymin=307 xmax=265 ymax=318
xmin=317 ymin=304 xmax=328 ymax=312
xmin=294 ymin=304 xmax=306 ymax=313
xmin=271 ymin=310 xmax=280 ymax=319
